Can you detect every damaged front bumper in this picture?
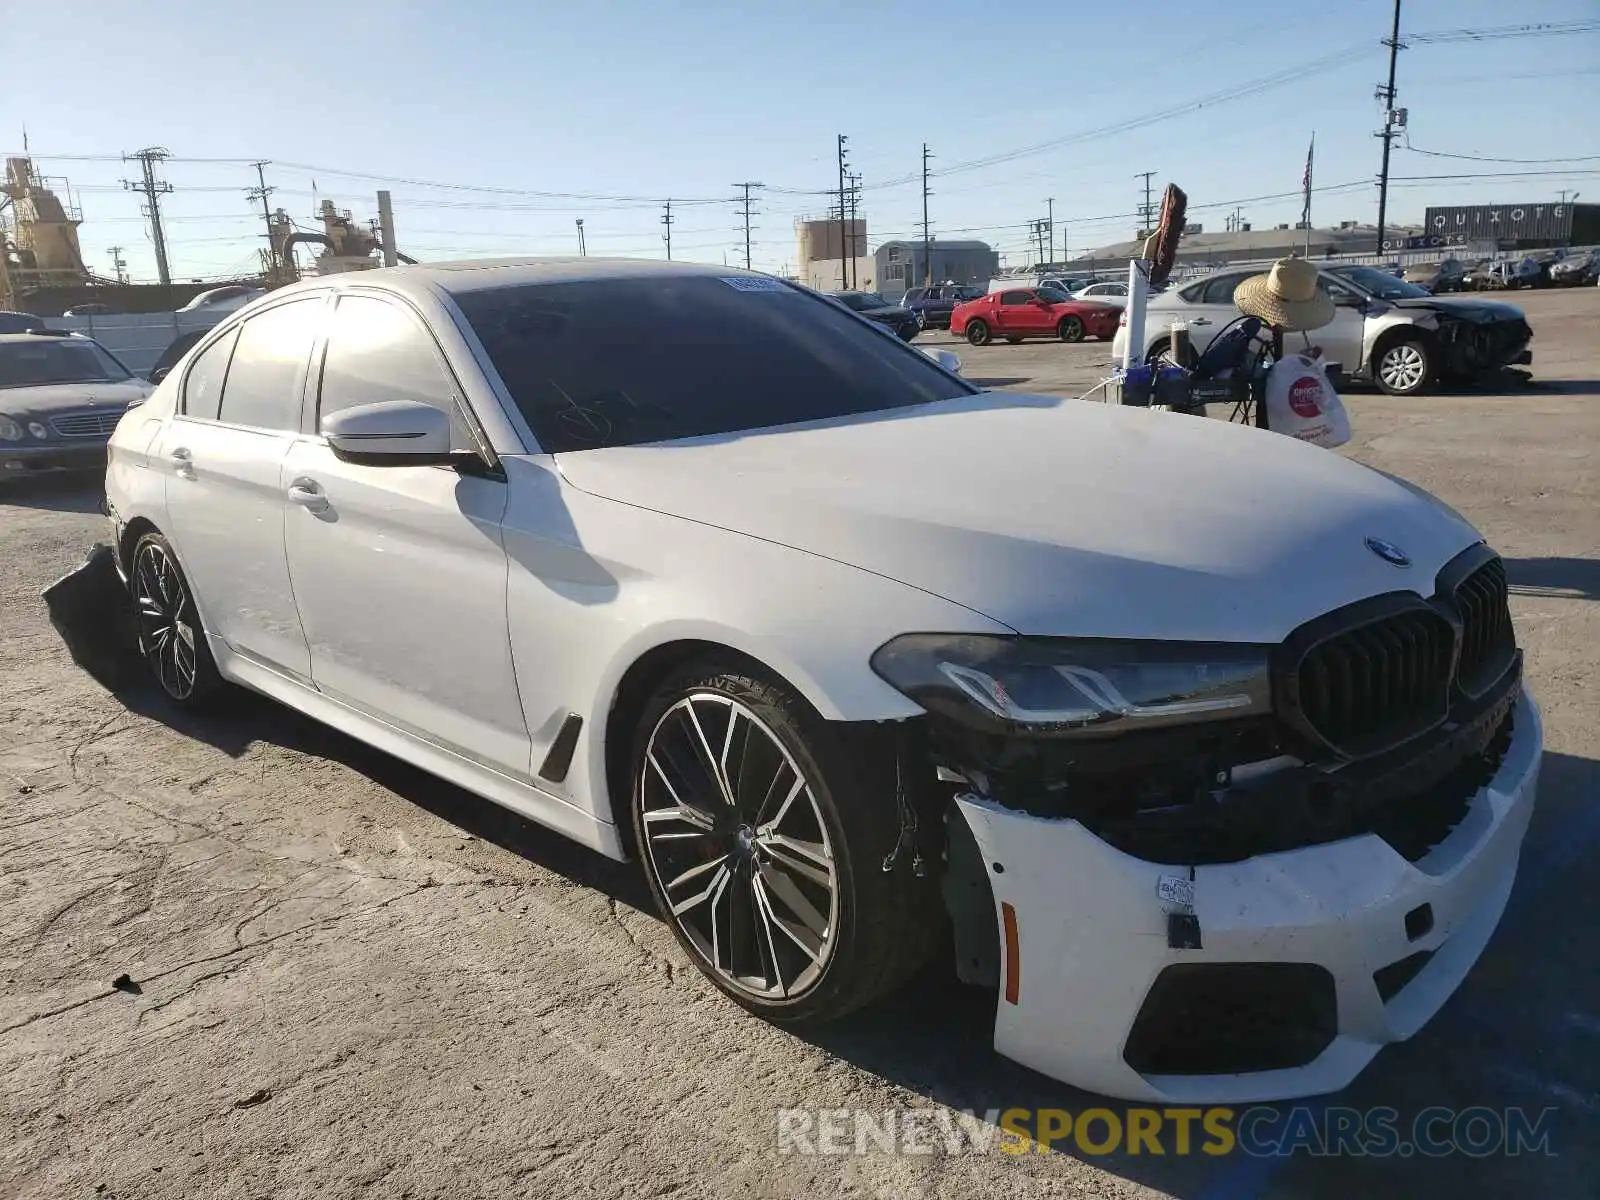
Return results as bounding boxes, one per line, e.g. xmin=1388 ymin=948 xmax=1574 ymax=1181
xmin=950 ymin=689 xmax=1542 ymax=1103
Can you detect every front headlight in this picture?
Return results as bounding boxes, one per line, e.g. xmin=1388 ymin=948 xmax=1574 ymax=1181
xmin=870 ymin=634 xmax=1272 ymax=738
xmin=0 ymin=415 xmax=23 ymax=442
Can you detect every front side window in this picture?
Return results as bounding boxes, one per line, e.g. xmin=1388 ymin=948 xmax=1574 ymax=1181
xmin=1329 ymin=265 xmax=1432 ymax=301
xmin=318 ymin=294 xmax=472 ymax=449
xmin=0 ymin=338 xmax=132 ymax=389
xmin=181 ymin=327 xmax=239 ymax=418
xmin=215 ymin=298 xmax=322 ymax=431
xmin=452 ymin=276 xmax=973 ymax=453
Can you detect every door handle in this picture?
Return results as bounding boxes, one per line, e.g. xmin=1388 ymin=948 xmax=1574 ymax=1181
xmin=1190 ymin=318 xmax=1213 ymax=326
xmin=169 ymin=447 xmax=196 ymax=479
xmin=286 ymin=478 xmax=330 ymax=513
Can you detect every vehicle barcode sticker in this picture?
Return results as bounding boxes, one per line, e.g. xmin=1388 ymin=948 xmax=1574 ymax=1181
xmin=720 ymin=276 xmax=790 ymax=293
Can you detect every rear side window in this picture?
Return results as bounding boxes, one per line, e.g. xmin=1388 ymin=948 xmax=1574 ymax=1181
xmin=453 ymin=275 xmax=973 ymax=453
xmin=1201 ymin=274 xmax=1248 ymax=305
xmin=318 ymin=294 xmax=472 ymax=449
xmin=181 ymin=327 xmax=239 ymax=419
xmin=216 ymin=299 xmax=322 ymax=431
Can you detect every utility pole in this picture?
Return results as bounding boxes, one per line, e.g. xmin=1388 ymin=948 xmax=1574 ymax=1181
xmin=1558 ymin=189 xmax=1580 ymax=207
xmin=1046 ymin=197 xmax=1055 ymax=270
xmin=121 ymin=147 xmax=174 ymax=287
xmin=576 ymin=218 xmax=586 ymax=257
xmin=1374 ymin=0 xmax=1405 ymax=257
xmin=836 ymin=134 xmax=849 ymax=289
xmin=108 ymin=246 xmax=128 ymax=285
xmin=377 ymin=190 xmax=398 ymax=267
xmin=920 ymin=143 xmax=934 ymax=288
xmin=846 ymin=171 xmax=863 ymax=288
xmin=733 ymin=182 xmax=763 ymax=270
xmin=246 ymin=161 xmax=279 ymax=281
xmin=661 ymin=199 xmax=674 ymax=260
xmin=1135 ymin=171 xmax=1156 ymax=241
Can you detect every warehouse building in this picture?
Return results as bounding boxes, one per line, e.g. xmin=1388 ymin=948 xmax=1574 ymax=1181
xmin=1423 ymin=202 xmax=1600 ymax=251
xmin=873 ymin=240 xmax=999 ymax=300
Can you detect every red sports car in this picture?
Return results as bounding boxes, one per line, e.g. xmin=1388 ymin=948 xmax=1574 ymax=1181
xmin=949 ymin=286 xmax=1122 ymax=346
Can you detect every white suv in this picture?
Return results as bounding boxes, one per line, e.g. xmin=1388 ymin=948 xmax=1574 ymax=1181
xmin=106 ymin=258 xmax=1540 ymax=1101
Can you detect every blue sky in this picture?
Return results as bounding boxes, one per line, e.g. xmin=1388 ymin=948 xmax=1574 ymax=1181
xmin=4 ymin=0 xmax=1596 ymax=282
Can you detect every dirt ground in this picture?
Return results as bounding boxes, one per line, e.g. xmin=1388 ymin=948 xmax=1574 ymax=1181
xmin=3 ymin=288 xmax=1597 ymax=1200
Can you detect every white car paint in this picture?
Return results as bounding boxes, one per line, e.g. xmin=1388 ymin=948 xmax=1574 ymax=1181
xmin=1070 ymin=282 xmax=1128 ymax=308
xmin=104 ymin=259 xmax=1540 ymax=1102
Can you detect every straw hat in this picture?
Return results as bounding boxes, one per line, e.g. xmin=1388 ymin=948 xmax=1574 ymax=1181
xmin=1233 ymin=257 xmax=1335 ymax=332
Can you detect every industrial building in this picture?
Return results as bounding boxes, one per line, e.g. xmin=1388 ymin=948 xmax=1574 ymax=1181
xmin=795 ymin=217 xmax=872 ymax=293
xmin=871 ymin=240 xmax=1000 ymax=300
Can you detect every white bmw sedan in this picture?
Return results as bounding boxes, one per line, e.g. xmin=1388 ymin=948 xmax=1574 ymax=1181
xmin=105 ymin=258 xmax=1540 ymax=1102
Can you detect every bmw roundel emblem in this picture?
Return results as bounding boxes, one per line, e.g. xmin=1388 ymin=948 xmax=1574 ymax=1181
xmin=1365 ymin=537 xmax=1411 ymax=567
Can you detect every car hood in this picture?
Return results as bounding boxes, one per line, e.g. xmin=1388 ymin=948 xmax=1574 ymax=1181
xmin=0 ymin=378 xmax=151 ymax=415
xmin=1386 ymin=296 xmax=1525 ymax=322
xmin=861 ymin=306 xmax=914 ymax=320
xmin=555 ymin=394 xmax=1483 ymax=642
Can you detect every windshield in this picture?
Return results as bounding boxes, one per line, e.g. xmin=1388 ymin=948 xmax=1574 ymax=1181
xmin=1331 ymin=266 xmax=1433 ymax=300
xmin=0 ymin=338 xmax=133 ymax=388
xmin=454 ymin=276 xmax=974 ymax=453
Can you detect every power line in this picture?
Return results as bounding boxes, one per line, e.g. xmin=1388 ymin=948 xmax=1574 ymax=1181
xmin=1402 ymin=143 xmax=1600 ymax=166
xmin=1407 ymin=19 xmax=1599 ymax=44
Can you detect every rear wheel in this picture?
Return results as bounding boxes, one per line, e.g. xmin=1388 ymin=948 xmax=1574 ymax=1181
xmin=966 ymin=319 xmax=991 ymax=347
xmin=1374 ymin=337 xmax=1431 ymax=396
xmin=130 ymin=532 xmax=224 ymax=705
xmin=630 ymin=661 xmax=937 ymax=1023
xmin=1057 ymin=316 xmax=1085 ymax=343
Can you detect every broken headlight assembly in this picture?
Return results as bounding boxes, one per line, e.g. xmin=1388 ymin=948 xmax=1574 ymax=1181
xmin=870 ymin=634 xmax=1273 ymax=739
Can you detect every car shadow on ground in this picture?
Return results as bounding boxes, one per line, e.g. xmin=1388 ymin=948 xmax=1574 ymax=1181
xmin=1504 ymin=556 xmax=1600 ymax=601
xmin=0 ymin=472 xmax=105 ymax=513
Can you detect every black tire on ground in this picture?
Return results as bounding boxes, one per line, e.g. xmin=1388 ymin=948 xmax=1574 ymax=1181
xmin=1005 ymin=336 xmax=1023 ymax=344
xmin=129 ymin=531 xmax=226 ymax=705
xmin=1373 ymin=336 xmax=1432 ymax=396
xmin=1057 ymin=315 xmax=1085 ymax=343
xmin=966 ymin=319 xmax=991 ymax=346
xmin=629 ymin=659 xmax=940 ymax=1024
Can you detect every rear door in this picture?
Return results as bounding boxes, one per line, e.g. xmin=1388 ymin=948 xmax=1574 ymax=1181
xmin=160 ymin=296 xmax=324 ymax=682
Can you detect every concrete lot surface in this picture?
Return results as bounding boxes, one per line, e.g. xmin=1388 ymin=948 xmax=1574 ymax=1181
xmin=3 ymin=288 xmax=1597 ymax=1199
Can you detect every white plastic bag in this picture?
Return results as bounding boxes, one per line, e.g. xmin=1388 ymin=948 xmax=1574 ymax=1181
xmin=1263 ymin=353 xmax=1351 ymax=448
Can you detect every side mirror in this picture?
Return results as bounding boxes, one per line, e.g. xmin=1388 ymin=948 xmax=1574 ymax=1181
xmin=147 ymin=366 xmax=171 ymax=384
xmin=922 ymin=347 xmax=963 ymax=375
xmin=322 ymin=400 xmax=457 ymax=467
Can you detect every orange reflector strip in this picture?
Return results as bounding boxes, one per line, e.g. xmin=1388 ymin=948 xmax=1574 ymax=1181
xmin=1002 ymin=901 xmax=1020 ymax=1005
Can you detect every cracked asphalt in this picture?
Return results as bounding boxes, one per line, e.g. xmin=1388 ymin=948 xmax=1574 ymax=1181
xmin=3 ymin=289 xmax=1598 ymax=1199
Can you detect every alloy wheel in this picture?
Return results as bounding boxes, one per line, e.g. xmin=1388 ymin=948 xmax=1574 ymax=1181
xmin=638 ymin=693 xmax=839 ymax=1002
xmin=133 ymin=542 xmax=199 ymax=700
xmin=1379 ymin=342 xmax=1427 ymax=393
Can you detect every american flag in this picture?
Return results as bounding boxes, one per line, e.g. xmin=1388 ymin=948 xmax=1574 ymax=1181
xmin=1302 ymin=134 xmax=1315 ymax=225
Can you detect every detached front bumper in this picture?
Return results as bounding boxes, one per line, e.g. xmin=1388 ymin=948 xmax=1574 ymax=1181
xmin=953 ymin=690 xmax=1542 ymax=1103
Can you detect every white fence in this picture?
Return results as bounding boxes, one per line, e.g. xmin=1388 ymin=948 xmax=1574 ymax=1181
xmin=48 ymin=311 xmax=227 ymax=377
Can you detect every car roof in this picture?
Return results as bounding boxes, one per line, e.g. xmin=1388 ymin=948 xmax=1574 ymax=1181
xmin=0 ymin=331 xmax=93 ymax=344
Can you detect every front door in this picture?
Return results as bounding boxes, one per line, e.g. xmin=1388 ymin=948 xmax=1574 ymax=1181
xmin=160 ymin=296 xmax=324 ymax=682
xmin=1315 ymin=276 xmax=1373 ymax=376
xmin=280 ymin=290 xmax=530 ymax=778
xmin=996 ymin=290 xmax=1036 ymax=335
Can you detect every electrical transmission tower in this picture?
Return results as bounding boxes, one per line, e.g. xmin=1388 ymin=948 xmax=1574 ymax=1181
xmin=246 ymin=160 xmax=279 ymax=282
xmin=1135 ymin=171 xmax=1157 ymax=241
xmin=919 ymin=143 xmax=934 ymax=288
xmin=661 ymin=199 xmax=674 ymax=260
xmin=732 ymin=182 xmax=763 ymax=270
xmin=122 ymin=147 xmax=175 ymax=287
xmin=1374 ymin=0 xmax=1407 ymax=254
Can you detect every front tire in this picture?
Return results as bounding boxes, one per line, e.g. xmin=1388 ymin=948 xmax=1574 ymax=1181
xmin=130 ymin=532 xmax=224 ymax=704
xmin=630 ymin=661 xmax=936 ymax=1023
xmin=1057 ymin=315 xmax=1085 ymax=342
xmin=1374 ymin=337 xmax=1432 ymax=396
xmin=965 ymin=319 xmax=991 ymax=346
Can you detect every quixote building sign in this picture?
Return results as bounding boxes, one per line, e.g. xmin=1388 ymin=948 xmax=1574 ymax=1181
xmin=1424 ymin=203 xmax=1579 ymax=243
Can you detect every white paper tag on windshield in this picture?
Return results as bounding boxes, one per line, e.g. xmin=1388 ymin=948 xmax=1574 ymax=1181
xmin=1157 ymin=874 xmax=1195 ymax=908
xmin=720 ymin=276 xmax=790 ymax=293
